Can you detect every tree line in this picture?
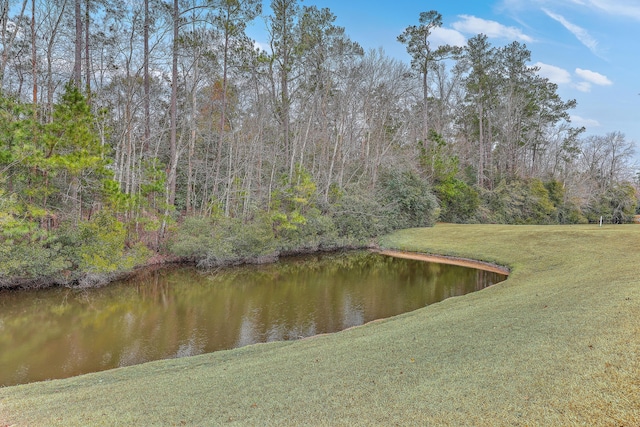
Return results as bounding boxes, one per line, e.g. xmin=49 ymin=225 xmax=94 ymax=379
xmin=0 ymin=1 xmax=637 ymax=285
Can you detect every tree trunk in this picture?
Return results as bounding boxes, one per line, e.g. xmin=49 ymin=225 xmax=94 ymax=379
xmin=477 ymin=102 xmax=484 ymax=187
xmin=31 ymin=0 xmax=36 ymax=109
xmin=167 ymin=0 xmax=179 ymax=208
xmin=422 ymin=66 xmax=429 ymax=142
xmin=74 ymin=0 xmax=82 ymax=86
xmin=84 ymin=0 xmax=90 ymax=94
xmin=143 ymin=0 xmax=150 ymax=153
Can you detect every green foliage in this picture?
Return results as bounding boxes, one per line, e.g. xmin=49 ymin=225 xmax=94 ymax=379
xmin=543 ymin=180 xmax=587 ymax=224
xmin=378 ymin=169 xmax=439 ymax=230
xmin=277 ymin=207 xmax=338 ymax=252
xmin=330 ymin=189 xmax=388 ymax=243
xmin=42 ymin=83 xmax=108 ymax=177
xmin=419 ymin=130 xmax=458 ymax=182
xmin=75 ymin=211 xmax=149 ymax=274
xmin=527 ymin=179 xmax=556 ymax=223
xmin=227 ymin=215 xmax=278 ymax=260
xmin=434 ymin=178 xmax=479 ymax=223
xmin=0 ymin=190 xmax=71 ymax=281
xmin=168 ymin=215 xmax=277 ymax=267
xmin=479 ymin=180 xmax=533 ymax=224
xmin=168 ymin=216 xmax=222 ymax=261
xmin=1 ymin=84 xmax=112 ymax=230
xmin=419 ymin=131 xmax=477 ymax=223
xmin=583 ymin=183 xmax=638 ymax=224
xmin=0 ymin=238 xmax=71 ymax=282
xmin=270 ymin=165 xmax=317 ymax=236
xmin=478 ymin=178 xmax=589 ymax=225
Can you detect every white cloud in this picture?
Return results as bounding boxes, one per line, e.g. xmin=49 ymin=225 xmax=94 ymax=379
xmin=570 ymin=115 xmax=601 ymax=127
xmin=430 ymin=27 xmax=466 ymax=48
xmin=575 ymin=68 xmax=613 ymax=86
xmin=586 ymin=0 xmax=640 ymax=21
xmin=533 ymin=63 xmax=613 ymax=93
xmin=533 ymin=62 xmax=572 ymax=84
xmin=253 ymin=40 xmax=270 ymax=53
xmin=452 ymin=15 xmax=533 ymax=42
xmin=542 ymin=8 xmax=599 ymax=55
xmin=574 ymin=81 xmax=592 ymax=92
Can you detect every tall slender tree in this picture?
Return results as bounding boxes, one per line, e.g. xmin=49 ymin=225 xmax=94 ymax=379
xmin=211 ymin=0 xmax=261 ymax=215
xmin=398 ymin=10 xmax=459 ymax=144
xmin=74 ymin=0 xmax=82 ymax=86
xmin=461 ymin=34 xmax=497 ymax=188
xmin=268 ymin=0 xmax=298 ymax=163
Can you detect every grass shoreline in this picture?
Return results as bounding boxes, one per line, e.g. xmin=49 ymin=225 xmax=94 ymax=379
xmin=1 ymin=224 xmax=639 ymax=426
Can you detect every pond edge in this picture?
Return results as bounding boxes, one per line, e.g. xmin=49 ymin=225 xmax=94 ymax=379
xmin=374 ymin=249 xmax=510 ymax=275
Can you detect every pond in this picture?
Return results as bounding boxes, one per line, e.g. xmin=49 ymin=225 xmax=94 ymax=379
xmin=0 ymin=250 xmax=506 ymax=387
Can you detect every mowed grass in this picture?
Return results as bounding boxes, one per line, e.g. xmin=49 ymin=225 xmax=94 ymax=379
xmin=1 ymin=224 xmax=639 ymax=426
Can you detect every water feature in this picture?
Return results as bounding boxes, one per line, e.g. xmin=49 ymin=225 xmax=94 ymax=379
xmin=0 ymin=250 xmax=506 ymax=386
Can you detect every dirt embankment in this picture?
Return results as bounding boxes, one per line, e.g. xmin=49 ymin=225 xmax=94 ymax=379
xmin=375 ymin=249 xmax=510 ymax=275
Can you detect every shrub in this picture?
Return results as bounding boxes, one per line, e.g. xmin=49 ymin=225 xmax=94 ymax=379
xmin=434 ymin=178 xmax=479 ymax=223
xmin=76 ymin=211 xmax=149 ymax=274
xmin=378 ymin=169 xmax=439 ymax=230
xmin=583 ymin=183 xmax=638 ymax=224
xmin=277 ymin=207 xmax=338 ymax=252
xmin=167 ymin=216 xmax=224 ymax=261
xmin=168 ymin=214 xmax=277 ymax=267
xmin=0 ymin=191 xmax=70 ymax=283
xmin=330 ymin=190 xmax=388 ymax=243
xmin=479 ymin=178 xmax=565 ymax=224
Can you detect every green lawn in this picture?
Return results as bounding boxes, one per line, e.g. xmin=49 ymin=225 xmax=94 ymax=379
xmin=1 ymin=224 xmax=639 ymax=426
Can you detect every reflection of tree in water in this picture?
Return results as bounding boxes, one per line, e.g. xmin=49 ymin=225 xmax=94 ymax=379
xmin=0 ymin=251 xmax=506 ymax=386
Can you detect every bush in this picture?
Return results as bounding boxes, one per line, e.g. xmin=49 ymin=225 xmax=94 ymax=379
xmin=477 ymin=178 xmax=594 ymax=225
xmin=0 ymin=238 xmax=71 ymax=283
xmin=434 ymin=178 xmax=479 ymax=223
xmin=277 ymin=207 xmax=338 ymax=252
xmin=168 ymin=216 xmax=224 ymax=261
xmin=583 ymin=183 xmax=638 ymax=224
xmin=168 ymin=214 xmax=277 ymax=267
xmin=330 ymin=190 xmax=387 ymax=243
xmin=224 ymin=215 xmax=278 ymax=260
xmin=544 ymin=180 xmax=588 ymax=224
xmin=76 ymin=211 xmax=149 ymax=274
xmin=0 ymin=191 xmax=70 ymax=283
xmin=378 ymin=169 xmax=439 ymax=230
xmin=479 ymin=179 xmax=564 ymax=224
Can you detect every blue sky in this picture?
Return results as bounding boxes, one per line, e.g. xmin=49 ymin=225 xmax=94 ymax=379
xmin=247 ymin=0 xmax=640 ymax=159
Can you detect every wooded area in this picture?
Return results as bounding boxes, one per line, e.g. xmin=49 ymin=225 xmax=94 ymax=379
xmin=0 ymin=1 xmax=637 ymax=285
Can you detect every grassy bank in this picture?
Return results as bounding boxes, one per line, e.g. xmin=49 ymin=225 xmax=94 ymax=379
xmin=1 ymin=224 xmax=639 ymax=426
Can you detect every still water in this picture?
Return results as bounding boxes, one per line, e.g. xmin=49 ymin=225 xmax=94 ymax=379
xmin=0 ymin=251 xmax=506 ymax=386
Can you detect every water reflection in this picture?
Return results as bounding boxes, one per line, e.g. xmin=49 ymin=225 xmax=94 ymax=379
xmin=0 ymin=251 xmax=506 ymax=386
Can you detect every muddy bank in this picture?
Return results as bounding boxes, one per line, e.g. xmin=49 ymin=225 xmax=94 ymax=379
xmin=375 ymin=249 xmax=510 ymax=275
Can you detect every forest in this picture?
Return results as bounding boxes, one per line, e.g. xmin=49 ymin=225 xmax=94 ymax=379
xmin=0 ymin=0 xmax=637 ymax=287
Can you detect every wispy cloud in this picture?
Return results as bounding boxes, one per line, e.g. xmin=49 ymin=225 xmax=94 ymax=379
xmin=542 ymin=8 xmax=599 ymax=55
xmin=452 ymin=15 xmax=533 ymax=42
xmin=570 ymin=115 xmax=601 ymax=127
xmin=575 ymin=68 xmax=613 ymax=86
xmin=574 ymin=81 xmax=593 ymax=93
xmin=502 ymin=0 xmax=640 ymax=20
xmin=586 ymin=0 xmax=640 ymax=21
